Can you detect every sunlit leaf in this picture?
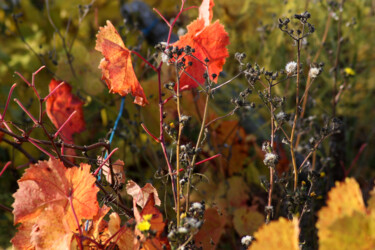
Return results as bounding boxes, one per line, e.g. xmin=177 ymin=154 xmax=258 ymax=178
xmin=11 ymin=158 xmax=99 ymax=248
xmin=317 ymin=178 xmax=366 ymax=245
xmin=249 ymin=217 xmax=299 ymax=250
xmin=172 ymin=1 xmax=229 ymax=90
xmin=319 ymin=212 xmax=375 ymax=250
xmin=108 ymin=212 xmax=135 ymax=249
xmin=199 ymin=0 xmax=215 ymax=26
xmin=95 ymin=20 xmax=148 ymax=106
xmin=316 ymin=178 xmax=375 ymax=250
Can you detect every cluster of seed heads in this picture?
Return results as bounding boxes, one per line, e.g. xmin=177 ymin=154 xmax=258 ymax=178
xmin=278 ymin=11 xmax=315 ymax=40
xmin=168 ymin=202 xmax=206 ymax=246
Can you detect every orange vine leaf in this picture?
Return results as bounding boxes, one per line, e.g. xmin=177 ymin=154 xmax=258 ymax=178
xmin=11 ymin=158 xmax=100 ymax=248
xmin=172 ymin=0 xmax=229 ymax=90
xmin=108 ymin=212 xmax=135 ymax=249
xmin=95 ymin=20 xmax=148 ymax=106
xmin=46 ymin=79 xmax=85 ymax=143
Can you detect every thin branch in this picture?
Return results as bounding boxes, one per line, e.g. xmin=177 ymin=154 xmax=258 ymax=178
xmin=1 ymin=83 xmax=17 ymax=120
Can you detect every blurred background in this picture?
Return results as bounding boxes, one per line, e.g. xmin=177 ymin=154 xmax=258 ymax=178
xmin=0 ymin=0 xmax=374 ymax=248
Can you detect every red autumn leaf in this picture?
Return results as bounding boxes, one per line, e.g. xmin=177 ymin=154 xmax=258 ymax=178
xmin=126 ymin=180 xmax=161 ymax=209
xmin=46 ymin=79 xmax=85 ymax=143
xmin=12 ymin=158 xmax=99 ymax=226
xmin=85 ymin=205 xmax=111 ymax=241
xmin=12 ymin=158 xmax=100 ymax=249
xmin=172 ymin=5 xmax=229 ymax=90
xmin=95 ymin=20 xmax=148 ymax=106
xmin=12 ymin=205 xmax=73 ymax=250
xmin=199 ymin=0 xmax=215 ymax=26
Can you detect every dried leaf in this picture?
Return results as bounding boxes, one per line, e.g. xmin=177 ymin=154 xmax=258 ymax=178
xmin=95 ymin=20 xmax=148 ymax=106
xmin=194 ymin=208 xmax=226 ymax=249
xmin=172 ymin=18 xmax=229 ymax=90
xmin=233 ymin=207 xmax=264 ymax=236
xmin=249 ymin=217 xmax=299 ymax=250
xmin=227 ymin=176 xmax=250 ymax=207
xmin=126 ymin=180 xmax=161 ymax=209
xmin=100 ymin=158 xmax=126 ymax=185
xmin=211 ymin=120 xmax=249 ymax=175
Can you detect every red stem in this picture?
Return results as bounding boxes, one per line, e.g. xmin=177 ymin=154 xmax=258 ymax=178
xmin=141 ymin=123 xmax=160 ymax=143
xmin=344 ymin=143 xmax=368 ymax=177
xmin=0 ymin=161 xmax=11 ymax=177
xmin=195 ymin=154 xmax=221 ymax=166
xmin=69 ymin=195 xmax=83 ymax=236
xmin=43 ymin=81 xmax=65 ymax=102
xmin=182 ymin=6 xmax=198 ymax=12
xmin=131 ymin=50 xmax=157 ymax=72
xmin=14 ymin=71 xmax=31 ymax=87
xmin=28 ymin=138 xmax=55 ymax=158
xmin=162 ymin=95 xmax=174 ymax=105
xmin=153 ymin=8 xmax=171 ymax=27
xmin=32 ymin=66 xmax=45 ymax=87
xmin=1 ymin=83 xmax=17 ymax=120
xmin=54 ymin=111 xmax=77 ymax=139
xmin=14 ymin=98 xmax=38 ymax=125
xmin=93 ymin=148 xmax=119 ymax=176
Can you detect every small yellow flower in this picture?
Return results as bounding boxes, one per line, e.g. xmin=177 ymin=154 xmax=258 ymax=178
xmin=344 ymin=67 xmax=355 ymax=76
xmin=310 ymin=192 xmax=316 ymax=197
xmin=137 ymin=220 xmax=151 ymax=231
xmin=180 ymin=212 xmax=187 ymax=220
xmin=137 ymin=214 xmax=153 ymax=231
xmin=143 ymin=214 xmax=153 ymax=221
xmin=169 ymin=122 xmax=175 ymax=128
xmin=320 ymin=172 xmax=326 ymax=178
xmin=301 ymin=181 xmax=306 ymax=185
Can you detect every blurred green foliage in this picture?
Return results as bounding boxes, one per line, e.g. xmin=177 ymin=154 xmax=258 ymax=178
xmin=0 ymin=0 xmax=374 ymax=248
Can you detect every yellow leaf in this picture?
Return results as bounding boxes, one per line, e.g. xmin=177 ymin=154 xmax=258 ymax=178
xmin=317 ymin=178 xmax=366 ymax=244
xmin=249 ymin=217 xmax=299 ymax=250
xmin=319 ymin=211 xmax=375 ymax=250
xmin=233 ymin=207 xmax=264 ymax=236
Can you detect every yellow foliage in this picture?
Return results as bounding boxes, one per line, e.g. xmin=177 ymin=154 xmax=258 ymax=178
xmin=317 ymin=178 xmax=366 ymax=245
xmin=317 ymin=178 xmax=375 ymax=250
xmin=249 ymin=217 xmax=299 ymax=250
